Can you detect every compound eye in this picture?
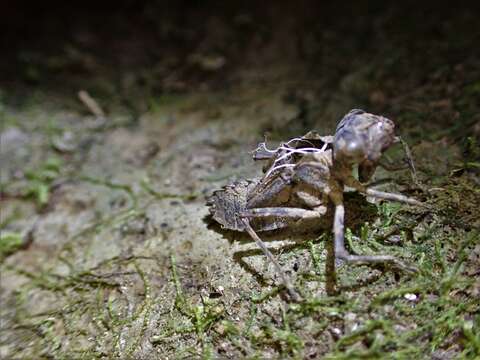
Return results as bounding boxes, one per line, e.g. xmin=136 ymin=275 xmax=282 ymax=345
xmin=334 ymin=136 xmax=366 ymax=163
xmin=368 ymin=120 xmax=396 ymax=159
xmin=346 ymin=140 xmax=363 ymax=156
xmin=349 ymin=109 xmax=365 ymax=115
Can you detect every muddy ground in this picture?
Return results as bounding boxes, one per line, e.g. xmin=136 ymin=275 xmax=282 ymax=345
xmin=1 ymin=2 xmax=479 ymax=359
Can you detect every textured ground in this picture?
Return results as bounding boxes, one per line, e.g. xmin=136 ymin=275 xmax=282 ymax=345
xmin=1 ymin=2 xmax=479 ymax=359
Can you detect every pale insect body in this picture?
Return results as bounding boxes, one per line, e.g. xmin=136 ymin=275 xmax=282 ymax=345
xmin=208 ymin=132 xmax=333 ymax=232
xmin=207 ymin=109 xmax=422 ymax=301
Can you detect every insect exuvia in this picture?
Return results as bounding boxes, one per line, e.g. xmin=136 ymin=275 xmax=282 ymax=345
xmin=207 ymin=109 xmax=423 ymax=301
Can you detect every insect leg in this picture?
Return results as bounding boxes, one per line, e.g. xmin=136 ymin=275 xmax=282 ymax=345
xmin=342 ymin=175 xmax=423 ymax=206
xmin=242 ymin=207 xmax=322 ymax=220
xmin=240 ymin=217 xmax=301 ymax=302
xmin=365 ymin=188 xmax=422 ymax=206
xmin=333 ymin=202 xmax=347 ymax=260
xmin=397 ymin=136 xmax=419 ymax=185
xmin=378 ymin=159 xmax=409 ymax=171
xmin=333 ymin=198 xmax=417 ymax=272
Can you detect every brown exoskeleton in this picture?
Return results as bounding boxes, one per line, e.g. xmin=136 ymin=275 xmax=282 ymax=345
xmin=208 ymin=109 xmax=422 ymax=301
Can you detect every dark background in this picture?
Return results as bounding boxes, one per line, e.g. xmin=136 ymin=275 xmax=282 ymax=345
xmin=2 ymin=1 xmax=479 ymax=98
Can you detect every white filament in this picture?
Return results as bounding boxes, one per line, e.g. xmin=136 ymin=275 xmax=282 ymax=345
xmin=262 ymin=141 xmax=328 ymax=178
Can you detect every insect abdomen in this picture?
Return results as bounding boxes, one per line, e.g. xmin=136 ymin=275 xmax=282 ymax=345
xmin=207 ymin=179 xmax=256 ymax=231
xmin=207 ymin=179 xmax=292 ymax=232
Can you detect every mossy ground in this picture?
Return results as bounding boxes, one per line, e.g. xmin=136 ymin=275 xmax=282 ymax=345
xmin=1 ymin=2 xmax=479 ymax=359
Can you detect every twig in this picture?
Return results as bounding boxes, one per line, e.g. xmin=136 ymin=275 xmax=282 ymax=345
xmin=78 ymin=90 xmax=105 ymax=117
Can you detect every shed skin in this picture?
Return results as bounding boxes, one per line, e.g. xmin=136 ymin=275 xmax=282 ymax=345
xmin=208 ymin=109 xmax=421 ymax=301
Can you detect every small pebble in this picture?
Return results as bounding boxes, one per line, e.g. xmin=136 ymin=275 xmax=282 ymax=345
xmin=386 ymin=234 xmax=402 ymax=244
xmin=404 ymin=293 xmax=417 ymax=301
xmin=331 ymin=327 xmax=342 ymax=337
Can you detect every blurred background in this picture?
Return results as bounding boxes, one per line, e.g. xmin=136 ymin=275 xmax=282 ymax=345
xmin=2 ymin=1 xmax=479 ymax=125
xmin=1 ymin=1 xmax=479 ymax=359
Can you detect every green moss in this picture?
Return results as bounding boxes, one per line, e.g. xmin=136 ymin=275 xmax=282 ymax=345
xmin=20 ymin=157 xmax=63 ymax=207
xmin=0 ymin=231 xmax=24 ymax=260
xmin=153 ymin=256 xmax=226 ymax=358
